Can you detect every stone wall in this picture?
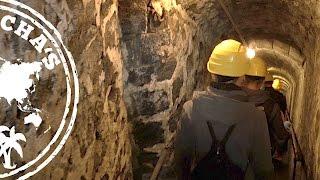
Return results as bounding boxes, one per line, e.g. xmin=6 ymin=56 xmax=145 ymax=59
xmin=298 ymin=40 xmax=320 ymax=179
xmin=21 ymin=0 xmax=133 ymax=179
xmin=0 ymin=0 xmax=233 ymax=179
xmin=3 ymin=0 xmax=320 ymax=179
xmin=119 ymin=1 xmax=234 ymax=178
xmin=40 ymin=1 xmax=320 ymax=179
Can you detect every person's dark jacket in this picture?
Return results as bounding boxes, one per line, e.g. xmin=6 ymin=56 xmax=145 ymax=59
xmin=264 ymin=87 xmax=287 ymax=113
xmin=244 ymin=89 xmax=290 ymax=154
xmin=174 ymin=83 xmax=274 ymax=180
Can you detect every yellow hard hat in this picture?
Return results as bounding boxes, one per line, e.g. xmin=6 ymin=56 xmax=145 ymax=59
xmin=272 ymin=79 xmax=281 ymax=89
xmin=207 ymin=39 xmax=250 ymax=77
xmin=265 ymin=73 xmax=274 ymax=82
xmin=246 ymin=57 xmax=267 ymax=77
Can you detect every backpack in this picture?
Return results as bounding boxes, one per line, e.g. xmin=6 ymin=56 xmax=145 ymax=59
xmin=190 ymin=121 xmax=245 ymax=180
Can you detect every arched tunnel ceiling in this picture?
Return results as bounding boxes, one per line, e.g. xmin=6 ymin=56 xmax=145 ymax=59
xmin=268 ymin=67 xmax=295 ymax=87
xmin=228 ymin=0 xmax=318 ymax=53
xmin=245 ymin=39 xmax=304 ymax=85
xmin=177 ymin=1 xmax=306 ymax=116
xmin=176 ymin=0 xmax=307 ymax=124
xmin=254 ymin=42 xmax=304 ymax=86
xmin=180 ymin=0 xmax=318 ymax=59
xmin=257 ymin=51 xmax=299 ymax=82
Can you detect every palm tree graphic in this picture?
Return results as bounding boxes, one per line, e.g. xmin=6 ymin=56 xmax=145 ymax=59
xmin=0 ymin=126 xmax=26 ymax=169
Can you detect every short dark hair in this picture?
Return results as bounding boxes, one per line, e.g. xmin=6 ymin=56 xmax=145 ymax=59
xmin=212 ymin=74 xmax=238 ymax=83
xmin=244 ymin=75 xmax=265 ymax=84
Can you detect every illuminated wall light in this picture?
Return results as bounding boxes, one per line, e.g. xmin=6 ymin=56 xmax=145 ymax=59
xmin=246 ymin=48 xmax=256 ymax=59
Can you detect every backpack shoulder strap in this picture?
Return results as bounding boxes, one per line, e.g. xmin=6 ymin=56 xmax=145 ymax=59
xmin=221 ymin=124 xmax=236 ymax=146
xmin=206 ymin=121 xmax=217 ymax=143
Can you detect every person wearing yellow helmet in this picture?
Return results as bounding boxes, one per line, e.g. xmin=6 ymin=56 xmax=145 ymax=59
xmin=174 ymin=39 xmax=273 ymax=180
xmin=242 ymin=57 xmax=290 ymax=167
xmin=206 ymin=39 xmax=249 ymax=88
xmin=242 ymin=57 xmax=270 ymax=108
xmin=242 ymin=57 xmax=268 ymax=91
xmin=264 ymin=74 xmax=288 ymax=114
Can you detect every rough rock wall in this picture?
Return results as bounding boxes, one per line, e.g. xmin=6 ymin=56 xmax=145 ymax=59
xmin=3 ymin=0 xmax=320 ymax=179
xmin=0 ymin=0 xmax=233 ymax=179
xmin=119 ymin=0 xmax=233 ymax=178
xmin=52 ymin=0 xmax=320 ymax=179
xmin=119 ymin=1 xmax=320 ymax=179
xmin=277 ymin=2 xmax=320 ymax=179
xmin=120 ymin=1 xmax=201 ymax=178
xmin=24 ymin=0 xmax=133 ymax=179
xmin=298 ymin=36 xmax=320 ymax=179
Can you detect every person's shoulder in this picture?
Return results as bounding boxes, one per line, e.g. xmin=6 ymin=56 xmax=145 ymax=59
xmin=183 ymin=90 xmax=206 ymax=108
xmin=247 ymin=103 xmax=267 ymax=116
xmin=192 ymin=90 xmax=208 ymax=100
xmin=182 ymin=99 xmax=194 ymax=119
xmin=182 ymin=91 xmax=208 ymax=119
xmin=239 ymin=99 xmax=267 ymax=119
xmin=183 ymin=100 xmax=193 ymax=111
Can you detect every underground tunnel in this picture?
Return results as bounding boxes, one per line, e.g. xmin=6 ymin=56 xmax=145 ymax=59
xmin=0 ymin=0 xmax=318 ymax=179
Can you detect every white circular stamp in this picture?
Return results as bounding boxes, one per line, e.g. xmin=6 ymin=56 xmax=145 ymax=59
xmin=0 ymin=0 xmax=79 ymax=179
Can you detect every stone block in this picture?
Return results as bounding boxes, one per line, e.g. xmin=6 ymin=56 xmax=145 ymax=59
xmin=156 ymin=60 xmax=177 ymax=81
xmin=128 ymin=66 xmax=154 ymax=86
xmin=129 ymin=89 xmax=170 ymax=118
xmin=119 ymin=0 xmax=147 ymax=35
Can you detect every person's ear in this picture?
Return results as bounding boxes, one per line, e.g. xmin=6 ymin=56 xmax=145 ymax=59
xmin=235 ymin=76 xmax=245 ymax=86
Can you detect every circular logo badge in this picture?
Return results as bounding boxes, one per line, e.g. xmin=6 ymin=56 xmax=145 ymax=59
xmin=0 ymin=0 xmax=79 ymax=179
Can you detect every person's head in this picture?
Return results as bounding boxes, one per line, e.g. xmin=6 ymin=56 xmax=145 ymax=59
xmin=211 ymin=74 xmax=245 ymax=86
xmin=243 ymin=75 xmax=265 ymax=90
xmin=207 ymin=39 xmax=249 ymax=87
xmin=242 ymin=57 xmax=267 ymax=90
xmin=264 ymin=73 xmax=274 ymax=87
